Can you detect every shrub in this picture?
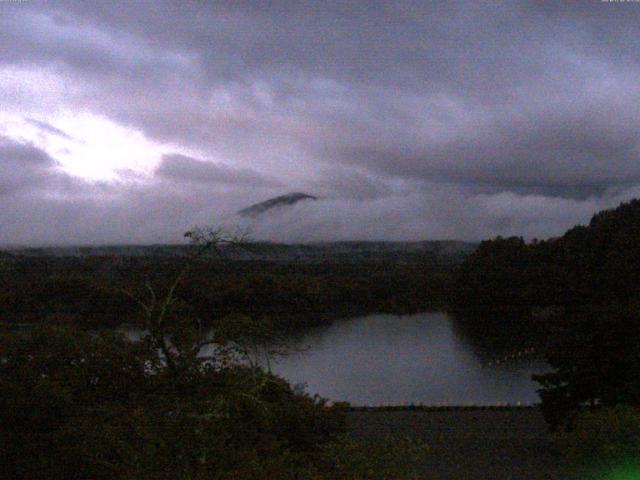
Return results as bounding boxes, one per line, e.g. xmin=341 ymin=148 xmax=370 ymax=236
xmin=0 ymin=324 xmax=346 ymax=479
xmin=556 ymin=405 xmax=640 ymax=478
xmin=310 ymin=435 xmax=430 ymax=480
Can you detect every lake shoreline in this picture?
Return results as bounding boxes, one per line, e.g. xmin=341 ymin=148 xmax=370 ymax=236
xmin=269 ymin=312 xmax=546 ymax=406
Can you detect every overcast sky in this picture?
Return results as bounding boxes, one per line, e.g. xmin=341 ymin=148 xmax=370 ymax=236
xmin=1 ymin=0 xmax=640 ymax=245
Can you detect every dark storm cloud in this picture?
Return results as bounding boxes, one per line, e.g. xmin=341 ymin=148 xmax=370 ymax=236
xmin=0 ymin=137 xmax=54 ymax=167
xmin=0 ymin=5 xmax=189 ymax=78
xmin=0 ymin=137 xmax=57 ymax=195
xmin=156 ymin=153 xmax=282 ymax=188
xmin=332 ymin=107 xmax=640 ymax=199
xmin=5 ymin=1 xmax=639 ymax=195
xmin=0 ymin=137 xmax=87 ymax=197
xmin=1 ymin=0 xmax=640 ymax=244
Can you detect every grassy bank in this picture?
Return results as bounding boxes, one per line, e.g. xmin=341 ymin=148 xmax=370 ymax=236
xmin=346 ymin=407 xmax=566 ymax=480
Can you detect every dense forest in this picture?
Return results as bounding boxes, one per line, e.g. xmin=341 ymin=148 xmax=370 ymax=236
xmin=0 ymin=232 xmax=456 ymax=479
xmin=0 ymin=256 xmax=452 ymax=330
xmin=452 ymin=198 xmax=640 ymax=315
xmin=0 ymin=232 xmax=432 ymax=479
xmin=451 ymin=199 xmax=640 ymax=428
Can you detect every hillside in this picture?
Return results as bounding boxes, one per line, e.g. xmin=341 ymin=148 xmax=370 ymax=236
xmin=443 ymin=198 xmax=640 ymax=431
xmin=452 ymin=198 xmax=640 ymax=314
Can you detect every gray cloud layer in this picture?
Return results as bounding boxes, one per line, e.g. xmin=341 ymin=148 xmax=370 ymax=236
xmin=156 ymin=153 xmax=282 ymax=188
xmin=0 ymin=137 xmax=74 ymax=196
xmin=1 ymin=1 xmax=639 ymax=245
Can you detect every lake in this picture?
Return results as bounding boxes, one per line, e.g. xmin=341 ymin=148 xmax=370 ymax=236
xmin=265 ymin=312 xmax=547 ymax=406
xmin=123 ymin=311 xmax=548 ymax=406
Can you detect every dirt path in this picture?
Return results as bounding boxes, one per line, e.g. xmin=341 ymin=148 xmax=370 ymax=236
xmin=346 ymin=408 xmax=566 ymax=480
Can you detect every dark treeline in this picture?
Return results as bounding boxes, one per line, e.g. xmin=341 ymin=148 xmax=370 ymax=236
xmin=0 ymin=233 xmax=432 ymax=479
xmin=451 ymin=199 xmax=640 ymax=428
xmin=453 ymin=198 xmax=640 ymax=314
xmin=0 ymin=255 xmax=453 ymax=330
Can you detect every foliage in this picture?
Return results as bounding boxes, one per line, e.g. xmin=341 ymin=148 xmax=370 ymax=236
xmin=0 ymin=256 xmax=451 ymax=329
xmin=0 ymin=321 xmax=352 ymax=479
xmin=555 ymin=405 xmax=640 ymax=478
xmin=0 ymin=228 xmax=431 ymax=479
xmin=453 ymin=199 xmax=640 ymax=317
xmin=449 ymin=236 xmax=566 ymax=354
xmin=310 ymin=435 xmax=431 ymax=479
xmin=534 ymin=303 xmax=640 ymax=429
xmin=451 ymin=199 xmax=640 ymax=426
xmin=451 ymin=236 xmax=569 ymax=312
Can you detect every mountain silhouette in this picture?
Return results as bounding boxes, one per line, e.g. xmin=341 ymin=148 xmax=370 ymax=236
xmin=238 ymin=192 xmax=317 ymax=217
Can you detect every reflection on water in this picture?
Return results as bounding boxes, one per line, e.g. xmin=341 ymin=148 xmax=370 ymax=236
xmin=120 ymin=312 xmax=548 ymax=406
xmin=268 ymin=312 xmax=547 ymax=406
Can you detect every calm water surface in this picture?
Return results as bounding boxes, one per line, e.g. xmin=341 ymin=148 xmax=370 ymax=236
xmin=122 ymin=312 xmax=547 ymax=406
xmin=267 ymin=312 xmax=547 ymax=406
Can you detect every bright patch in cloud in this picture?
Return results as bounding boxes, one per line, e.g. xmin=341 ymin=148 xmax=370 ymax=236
xmin=51 ymin=113 xmax=168 ymax=180
xmin=1 ymin=112 xmax=173 ymax=181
